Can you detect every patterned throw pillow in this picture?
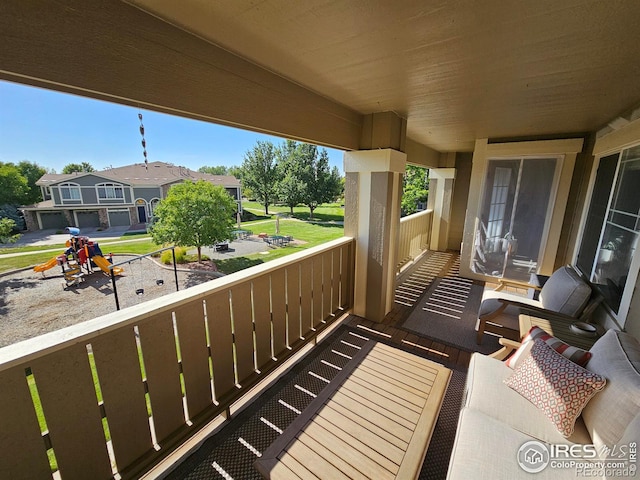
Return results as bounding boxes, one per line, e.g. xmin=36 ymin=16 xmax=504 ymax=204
xmin=505 ymin=326 xmax=592 ymax=369
xmin=504 ymin=339 xmax=606 ymax=437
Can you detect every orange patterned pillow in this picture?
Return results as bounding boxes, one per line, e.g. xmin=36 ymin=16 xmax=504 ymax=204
xmin=505 ymin=339 xmax=606 ymax=437
xmin=506 ymin=326 xmax=592 ymax=368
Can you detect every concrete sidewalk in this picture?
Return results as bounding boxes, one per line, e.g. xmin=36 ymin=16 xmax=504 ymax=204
xmin=10 ymin=226 xmax=140 ymax=247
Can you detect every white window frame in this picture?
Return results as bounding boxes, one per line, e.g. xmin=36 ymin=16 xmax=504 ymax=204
xmin=460 ymin=138 xmax=584 ymax=281
xmin=575 ymin=141 xmax=640 ymax=326
xmin=96 ymin=182 xmax=125 ymax=202
xmin=59 ymin=182 xmax=82 ymax=203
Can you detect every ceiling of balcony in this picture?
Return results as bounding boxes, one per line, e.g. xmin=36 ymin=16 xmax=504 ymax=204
xmin=2 ymin=1 xmax=640 ymax=154
xmin=126 ymin=0 xmax=640 ymax=152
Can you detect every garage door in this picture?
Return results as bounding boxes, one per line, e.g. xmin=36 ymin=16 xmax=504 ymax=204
xmin=108 ymin=210 xmax=131 ymax=227
xmin=39 ymin=211 xmax=66 ymax=229
xmin=77 ymin=211 xmax=101 ymax=228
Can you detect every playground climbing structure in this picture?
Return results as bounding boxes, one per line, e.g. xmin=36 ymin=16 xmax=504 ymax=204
xmin=33 ymin=228 xmax=123 ymax=288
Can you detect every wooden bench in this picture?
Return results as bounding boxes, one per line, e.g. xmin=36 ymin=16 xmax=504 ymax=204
xmin=255 ymin=342 xmax=451 ymax=479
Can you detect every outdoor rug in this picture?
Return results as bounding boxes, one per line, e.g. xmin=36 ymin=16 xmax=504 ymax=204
xmin=164 ymin=324 xmax=466 ymax=480
xmin=400 ymin=268 xmax=501 ymax=356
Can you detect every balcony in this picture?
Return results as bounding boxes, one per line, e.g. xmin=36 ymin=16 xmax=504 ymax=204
xmin=0 ymin=211 xmax=473 ymax=479
xmin=2 ymin=2 xmax=640 ymax=478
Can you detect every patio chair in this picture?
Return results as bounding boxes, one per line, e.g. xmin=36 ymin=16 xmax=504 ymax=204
xmin=476 ymin=265 xmax=599 ymax=344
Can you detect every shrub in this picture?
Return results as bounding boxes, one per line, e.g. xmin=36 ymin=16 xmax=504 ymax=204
xmin=0 ymin=205 xmax=26 ymax=231
xmin=160 ymin=247 xmax=188 ymax=264
xmin=0 ymin=217 xmax=21 ymax=244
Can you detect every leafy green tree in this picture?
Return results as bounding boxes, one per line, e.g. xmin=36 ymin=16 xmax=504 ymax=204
xmin=198 ymin=165 xmax=228 ymax=175
xmin=227 ymin=165 xmax=243 ymax=180
xmin=241 ymin=141 xmax=278 ymax=215
xmin=150 ymin=180 xmax=237 ymax=262
xmin=0 ymin=205 xmax=26 ymax=231
xmin=298 ymin=145 xmax=342 ymax=219
xmin=62 ymin=162 xmax=95 ymax=174
xmin=276 ymin=140 xmax=305 ymax=214
xmin=0 ymin=163 xmax=29 ymax=205
xmin=401 ymin=165 xmax=429 ymax=215
xmin=0 ymin=218 xmax=21 ymax=243
xmin=17 ymin=161 xmax=46 ymax=204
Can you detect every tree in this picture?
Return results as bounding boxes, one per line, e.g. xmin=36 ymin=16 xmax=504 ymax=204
xmin=298 ymin=145 xmax=342 ymax=219
xmin=17 ymin=161 xmax=46 ymax=204
xmin=276 ymin=140 xmax=305 ymax=214
xmin=401 ymin=165 xmax=429 ymax=215
xmin=0 ymin=218 xmax=21 ymax=244
xmin=150 ymin=180 xmax=237 ymax=262
xmin=0 ymin=205 xmax=26 ymax=231
xmin=227 ymin=165 xmax=244 ymax=181
xmin=0 ymin=163 xmax=29 ymax=205
xmin=241 ymin=141 xmax=278 ymax=215
xmin=62 ymin=162 xmax=95 ymax=174
xmin=198 ymin=165 xmax=228 ymax=175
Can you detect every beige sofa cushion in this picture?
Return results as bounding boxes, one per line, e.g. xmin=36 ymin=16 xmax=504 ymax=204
xmin=447 ymin=408 xmax=582 ymax=480
xmin=583 ymin=329 xmax=640 ymax=451
xmin=464 ymin=352 xmax=592 ymax=445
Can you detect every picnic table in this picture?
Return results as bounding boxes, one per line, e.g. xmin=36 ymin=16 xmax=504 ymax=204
xmin=232 ymin=229 xmax=253 ymax=240
xmin=264 ymin=235 xmax=292 ymax=247
xmin=214 ymin=242 xmax=229 ymax=251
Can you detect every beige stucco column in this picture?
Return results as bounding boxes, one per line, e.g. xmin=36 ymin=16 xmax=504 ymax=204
xmin=344 ymin=149 xmax=406 ymax=322
xmin=428 ymin=168 xmax=456 ymax=251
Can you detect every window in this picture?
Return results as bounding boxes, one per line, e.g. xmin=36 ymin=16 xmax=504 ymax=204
xmin=59 ymin=182 xmax=81 ymax=201
xmin=97 ymin=183 xmax=124 ymax=201
xmin=577 ymin=144 xmax=640 ymax=319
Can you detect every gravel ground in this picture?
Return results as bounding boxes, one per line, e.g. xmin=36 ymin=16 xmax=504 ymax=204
xmin=0 ymin=255 xmax=220 ymax=348
xmin=0 ymin=237 xmax=291 ymax=348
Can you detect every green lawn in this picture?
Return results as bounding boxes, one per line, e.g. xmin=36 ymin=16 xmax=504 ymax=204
xmin=0 ymin=238 xmax=161 ymax=274
xmin=1 ymin=214 xmax=345 ymax=274
xmin=215 ymin=219 xmax=344 ymax=273
xmin=242 ymin=201 xmax=345 ymax=222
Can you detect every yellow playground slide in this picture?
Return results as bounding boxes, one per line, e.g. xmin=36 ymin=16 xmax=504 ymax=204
xmin=34 ymin=256 xmax=60 ymax=273
xmin=92 ymin=255 xmax=124 ymax=276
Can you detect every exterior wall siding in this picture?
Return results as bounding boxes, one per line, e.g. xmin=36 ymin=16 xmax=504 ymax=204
xmin=133 ymin=187 xmax=162 ymax=202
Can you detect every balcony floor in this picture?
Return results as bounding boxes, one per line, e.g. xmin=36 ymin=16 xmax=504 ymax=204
xmin=164 ymin=250 xmax=491 ymax=480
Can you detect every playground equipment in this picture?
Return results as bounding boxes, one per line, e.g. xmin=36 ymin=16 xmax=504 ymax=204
xmin=33 ymin=227 xmax=124 ymax=288
xmin=109 ymin=246 xmax=179 ymax=310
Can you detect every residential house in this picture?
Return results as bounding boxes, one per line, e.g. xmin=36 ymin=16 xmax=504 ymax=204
xmin=22 ymin=162 xmax=242 ymax=231
xmin=1 ymin=1 xmax=640 ymax=478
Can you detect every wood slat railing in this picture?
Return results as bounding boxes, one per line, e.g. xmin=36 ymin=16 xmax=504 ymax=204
xmin=397 ymin=209 xmax=432 ymax=272
xmin=0 ymin=237 xmax=354 ymax=480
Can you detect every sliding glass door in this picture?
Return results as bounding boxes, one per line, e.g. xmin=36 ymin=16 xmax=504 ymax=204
xmin=576 ymin=144 xmax=640 ymax=322
xmin=472 ymin=157 xmax=559 ymax=281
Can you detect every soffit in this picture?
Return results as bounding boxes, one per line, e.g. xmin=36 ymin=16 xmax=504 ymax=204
xmin=128 ymin=0 xmax=640 ymax=152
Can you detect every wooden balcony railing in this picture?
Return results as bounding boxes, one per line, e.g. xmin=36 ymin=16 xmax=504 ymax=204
xmin=0 ymin=237 xmax=354 ymax=480
xmin=397 ymin=209 xmax=433 ymax=273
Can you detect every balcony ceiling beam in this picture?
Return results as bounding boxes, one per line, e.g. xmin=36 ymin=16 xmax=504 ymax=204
xmin=0 ymin=0 xmax=363 ymax=151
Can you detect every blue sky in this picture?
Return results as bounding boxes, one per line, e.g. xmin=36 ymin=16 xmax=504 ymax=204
xmin=0 ymin=80 xmax=345 ymax=175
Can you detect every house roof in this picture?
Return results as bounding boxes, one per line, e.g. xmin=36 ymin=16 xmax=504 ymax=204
xmin=37 ymin=162 xmax=241 ymax=188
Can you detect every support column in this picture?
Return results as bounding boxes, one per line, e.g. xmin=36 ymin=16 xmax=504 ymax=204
xmin=428 ymin=168 xmax=456 ymax=251
xmin=344 ymin=149 xmax=406 ymax=322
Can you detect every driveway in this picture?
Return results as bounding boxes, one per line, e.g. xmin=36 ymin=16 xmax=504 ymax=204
xmin=12 ymin=226 xmax=140 ymax=247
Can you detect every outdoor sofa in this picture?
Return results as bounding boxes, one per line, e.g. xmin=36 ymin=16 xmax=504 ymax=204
xmin=447 ymin=328 xmax=640 ymax=479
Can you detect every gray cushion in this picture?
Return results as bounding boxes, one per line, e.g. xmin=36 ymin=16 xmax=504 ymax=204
xmin=583 ymin=329 xmax=640 ymax=451
xmin=538 ymin=266 xmax=591 ymax=316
